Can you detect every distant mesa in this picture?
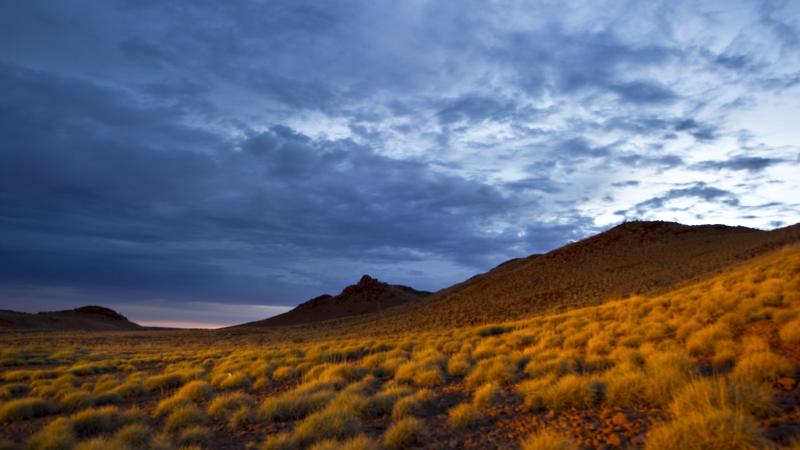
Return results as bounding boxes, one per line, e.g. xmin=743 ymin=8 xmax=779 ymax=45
xmin=239 ymin=274 xmax=431 ymax=327
xmin=0 ymin=305 xmax=141 ymax=331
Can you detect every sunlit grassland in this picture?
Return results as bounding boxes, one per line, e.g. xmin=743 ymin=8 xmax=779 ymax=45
xmin=1 ymin=245 xmax=800 ymax=449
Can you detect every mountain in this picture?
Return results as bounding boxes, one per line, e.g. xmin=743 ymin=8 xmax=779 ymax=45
xmin=389 ymin=220 xmax=800 ymax=328
xmin=0 ymin=305 xmax=142 ymax=331
xmin=242 ymin=275 xmax=431 ymax=327
xmin=239 ymin=221 xmax=800 ymax=331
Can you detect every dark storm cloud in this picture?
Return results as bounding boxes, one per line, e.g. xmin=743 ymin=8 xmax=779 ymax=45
xmin=0 ymin=1 xmax=798 ymax=323
xmin=0 ymin=61 xmax=584 ymax=308
xmin=619 ymin=183 xmax=741 ymax=218
xmin=692 ymin=156 xmax=786 ymax=172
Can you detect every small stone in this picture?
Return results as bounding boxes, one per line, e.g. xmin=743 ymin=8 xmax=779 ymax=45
xmin=777 ymin=378 xmax=796 ymax=390
xmin=611 ymin=412 xmax=630 ymax=426
xmin=607 ymin=432 xmax=625 ymax=448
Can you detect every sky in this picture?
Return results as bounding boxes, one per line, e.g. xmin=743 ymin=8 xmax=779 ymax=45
xmin=1 ymin=1 xmax=799 ymax=328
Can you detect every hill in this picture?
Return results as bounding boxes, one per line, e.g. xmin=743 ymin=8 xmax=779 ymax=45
xmin=388 ymin=220 xmax=800 ymax=328
xmin=242 ymin=275 xmax=431 ymax=327
xmin=0 ymin=305 xmax=142 ymax=331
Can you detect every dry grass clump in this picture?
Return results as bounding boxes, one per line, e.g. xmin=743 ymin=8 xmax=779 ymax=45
xmin=177 ymin=425 xmax=212 ymax=447
xmin=27 ymin=417 xmax=75 ymax=450
xmin=164 ymin=403 xmax=208 ymax=432
xmin=447 ymin=402 xmax=484 ymax=430
xmin=259 ymin=383 xmax=336 ymax=422
xmin=383 ymin=417 xmax=428 ymax=449
xmin=176 ymin=380 xmax=214 ymax=402
xmin=0 ymin=396 xmax=58 ymax=422
xmin=308 ymin=434 xmax=379 ymax=450
xmin=473 ymin=382 xmax=502 ymax=409
xmin=780 ymin=318 xmax=800 ymax=344
xmin=362 ymin=384 xmax=412 ymax=418
xmin=731 ymin=351 xmax=793 ymax=384
xmin=645 ymin=409 xmax=767 ymax=450
xmin=211 ymin=370 xmax=252 ymax=390
xmin=143 ymin=372 xmax=185 ymax=392
xmin=293 ymin=407 xmax=361 ymax=447
xmin=520 ymin=430 xmax=577 ymax=450
xmin=394 ymin=360 xmax=445 ymax=388
xmin=446 ymin=353 xmax=473 ymax=377
xmin=670 ymin=378 xmax=777 ymax=419
xmin=112 ymin=423 xmax=153 ymax=448
xmin=0 ymin=382 xmax=29 ymax=399
xmin=464 ymin=355 xmax=518 ymax=387
xmin=391 ymin=389 xmax=435 ymax=419
xmin=208 ymin=391 xmax=254 ymax=428
xmin=519 ymin=373 xmax=603 ymax=412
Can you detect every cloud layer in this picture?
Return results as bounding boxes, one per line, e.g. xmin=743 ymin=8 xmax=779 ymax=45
xmin=1 ymin=1 xmax=799 ymax=325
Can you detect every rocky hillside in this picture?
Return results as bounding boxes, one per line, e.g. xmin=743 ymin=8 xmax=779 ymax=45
xmin=0 ymin=305 xmax=141 ymax=331
xmin=241 ymin=275 xmax=431 ymax=327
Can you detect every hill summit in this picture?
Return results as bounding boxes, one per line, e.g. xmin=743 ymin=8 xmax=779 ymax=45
xmin=242 ymin=274 xmax=431 ymax=327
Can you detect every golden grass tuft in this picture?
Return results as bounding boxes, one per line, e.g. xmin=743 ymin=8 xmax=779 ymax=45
xmin=391 ymin=389 xmax=435 ymax=419
xmin=0 ymin=397 xmax=58 ymax=422
xmin=473 ymin=382 xmax=503 ymax=409
xmin=383 ymin=417 xmax=428 ymax=449
xmin=645 ymin=410 xmax=767 ymax=450
xmin=520 ymin=430 xmax=578 ymax=450
xmin=447 ymin=402 xmax=484 ymax=430
xmin=731 ymin=351 xmax=793 ymax=384
xmin=164 ymin=403 xmax=208 ymax=432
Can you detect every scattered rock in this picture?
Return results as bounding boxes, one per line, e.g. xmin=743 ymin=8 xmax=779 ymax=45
xmin=611 ymin=412 xmax=630 ymax=426
xmin=777 ymin=378 xmax=796 ymax=391
xmin=607 ymin=432 xmax=625 ymax=448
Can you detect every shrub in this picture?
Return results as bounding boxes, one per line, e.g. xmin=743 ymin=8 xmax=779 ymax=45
xmin=293 ymin=408 xmax=360 ymax=447
xmin=645 ymin=410 xmax=767 ymax=450
xmin=271 ymin=366 xmax=297 ymax=382
xmin=164 ymin=404 xmax=207 ymax=432
xmin=391 ymin=389 xmax=435 ymax=419
xmin=208 ymin=391 xmax=253 ymax=417
xmin=447 ymin=402 xmax=483 ymax=430
xmin=259 ymin=388 xmax=335 ymax=422
xmin=0 ymin=382 xmax=29 ymax=398
xmin=383 ymin=417 xmax=428 ymax=449
xmin=71 ymin=406 xmax=124 ymax=437
xmin=362 ymin=385 xmax=411 ymax=418
xmin=212 ymin=371 xmax=252 ymax=390
xmin=177 ymin=425 xmax=212 ymax=447
xmin=521 ymin=430 xmax=577 ymax=450
xmin=261 ymin=432 xmax=295 ymax=450
xmin=209 ymin=391 xmax=254 ymax=428
xmin=0 ymin=397 xmax=58 ymax=422
xmin=153 ymin=395 xmax=192 ymax=417
xmin=27 ymin=418 xmax=76 ymax=450
xmin=465 ymin=356 xmax=517 ymax=388
xmin=144 ymin=373 xmax=184 ymax=392
xmin=112 ymin=423 xmax=152 ymax=448
xmin=731 ymin=352 xmax=793 ymax=384
xmin=670 ymin=378 xmax=778 ymax=419
xmin=447 ymin=354 xmax=473 ymax=377
xmin=517 ymin=375 xmax=557 ymax=411
xmin=779 ymin=318 xmax=800 ymax=344
xmin=542 ymin=375 xmax=602 ymax=411
xmin=604 ymin=366 xmax=649 ymax=408
xmin=473 ymin=382 xmax=502 ymax=410
xmin=60 ymin=390 xmax=95 ymax=412
xmin=177 ymin=380 xmax=214 ymax=402
xmin=73 ymin=437 xmax=113 ymax=450
xmin=308 ymin=434 xmax=379 ymax=450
